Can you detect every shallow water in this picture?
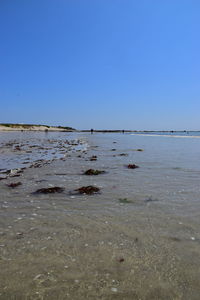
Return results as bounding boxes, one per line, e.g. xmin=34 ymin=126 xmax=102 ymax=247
xmin=0 ymin=132 xmax=200 ymax=299
xmin=132 ymin=130 xmax=200 ymax=137
xmin=0 ymin=131 xmax=87 ymax=172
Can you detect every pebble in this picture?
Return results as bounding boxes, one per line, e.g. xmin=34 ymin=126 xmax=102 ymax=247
xmin=111 ymin=287 xmax=118 ymax=292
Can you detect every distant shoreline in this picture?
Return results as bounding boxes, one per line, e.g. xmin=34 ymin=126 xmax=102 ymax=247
xmin=0 ymin=124 xmax=199 ymax=133
xmin=80 ymin=130 xmax=199 ymax=133
xmin=0 ymin=123 xmax=75 ymax=132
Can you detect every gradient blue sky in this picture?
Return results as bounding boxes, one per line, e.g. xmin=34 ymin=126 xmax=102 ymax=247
xmin=0 ymin=0 xmax=199 ymax=130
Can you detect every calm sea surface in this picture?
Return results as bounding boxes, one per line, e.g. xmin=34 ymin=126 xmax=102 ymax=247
xmin=0 ymin=131 xmax=200 ymax=299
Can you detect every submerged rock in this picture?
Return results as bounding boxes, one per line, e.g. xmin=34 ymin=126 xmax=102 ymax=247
xmin=75 ymin=186 xmax=100 ymax=195
xmin=127 ymin=164 xmax=139 ymax=169
xmin=33 ymin=187 xmax=65 ymax=194
xmin=84 ymin=169 xmax=105 ymax=175
xmin=7 ymin=182 xmax=22 ymax=188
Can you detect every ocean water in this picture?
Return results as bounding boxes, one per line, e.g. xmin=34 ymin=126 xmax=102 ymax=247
xmin=0 ymin=131 xmax=200 ymax=299
xmin=132 ymin=131 xmax=200 ymax=137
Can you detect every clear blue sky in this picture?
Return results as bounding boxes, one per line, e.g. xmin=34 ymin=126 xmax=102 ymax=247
xmin=0 ymin=0 xmax=199 ymax=130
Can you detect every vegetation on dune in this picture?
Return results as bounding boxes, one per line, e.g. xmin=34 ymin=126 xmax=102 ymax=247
xmin=0 ymin=123 xmax=49 ymax=128
xmin=0 ymin=123 xmax=75 ymax=130
xmin=57 ymin=125 xmax=75 ymax=130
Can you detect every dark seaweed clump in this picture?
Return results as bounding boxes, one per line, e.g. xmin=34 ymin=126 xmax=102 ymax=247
xmin=119 ymin=198 xmax=131 ymax=204
xmin=7 ymin=182 xmax=22 ymax=188
xmin=84 ymin=169 xmax=105 ymax=175
xmin=127 ymin=164 xmax=139 ymax=169
xmin=14 ymin=146 xmax=21 ymax=151
xmin=90 ymin=156 xmax=97 ymax=161
xmin=75 ymin=186 xmax=100 ymax=195
xmin=33 ymin=187 xmax=65 ymax=194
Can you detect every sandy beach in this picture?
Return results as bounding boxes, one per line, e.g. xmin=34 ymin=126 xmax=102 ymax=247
xmin=0 ymin=132 xmax=200 ymax=299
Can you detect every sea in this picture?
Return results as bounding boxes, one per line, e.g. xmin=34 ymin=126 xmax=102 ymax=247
xmin=0 ymin=130 xmax=200 ymax=299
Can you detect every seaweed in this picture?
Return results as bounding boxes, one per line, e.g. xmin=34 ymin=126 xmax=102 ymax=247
xmin=118 ymin=153 xmax=128 ymax=156
xmin=119 ymin=198 xmax=131 ymax=204
xmin=90 ymin=155 xmax=97 ymax=161
xmin=75 ymin=186 xmax=100 ymax=195
xmin=7 ymin=182 xmax=22 ymax=188
xmin=84 ymin=169 xmax=105 ymax=175
xmin=127 ymin=164 xmax=139 ymax=169
xmin=33 ymin=187 xmax=65 ymax=194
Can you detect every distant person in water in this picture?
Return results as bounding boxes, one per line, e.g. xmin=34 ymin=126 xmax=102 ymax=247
xmin=91 ymin=128 xmax=94 ymax=134
xmin=122 ymin=130 xmax=125 ymax=134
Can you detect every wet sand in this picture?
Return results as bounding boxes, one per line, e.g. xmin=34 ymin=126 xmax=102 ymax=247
xmin=0 ymin=132 xmax=200 ymax=299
